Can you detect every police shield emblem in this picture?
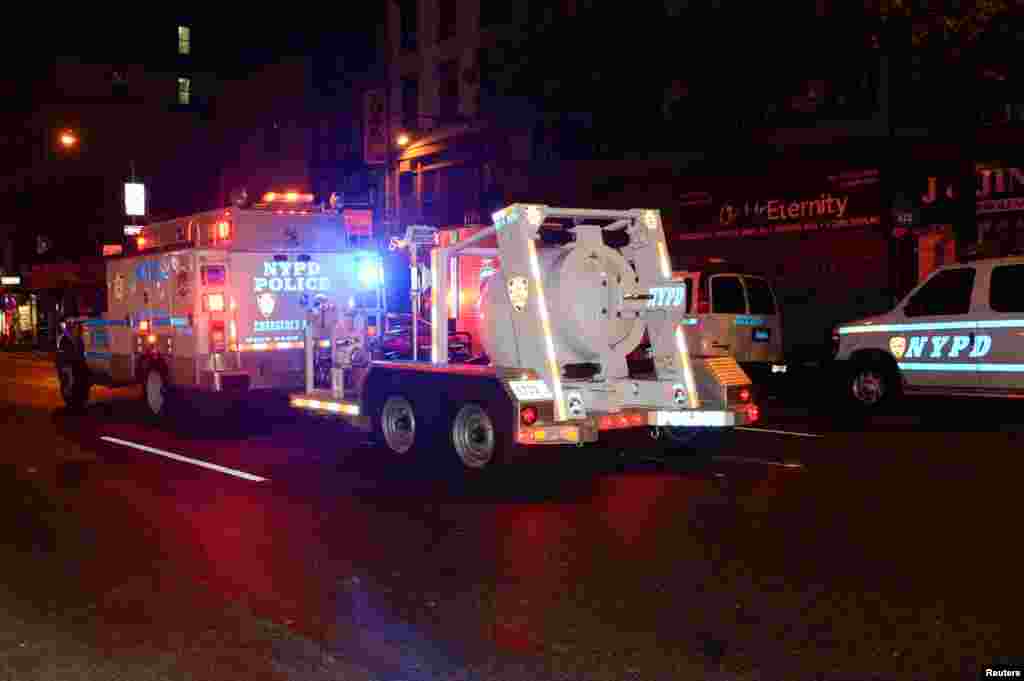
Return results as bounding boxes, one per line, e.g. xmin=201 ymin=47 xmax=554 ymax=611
xmin=889 ymin=336 xmax=907 ymax=359
xmin=507 ymin=276 xmax=529 ymax=312
xmin=257 ymin=292 xmax=276 ymax=319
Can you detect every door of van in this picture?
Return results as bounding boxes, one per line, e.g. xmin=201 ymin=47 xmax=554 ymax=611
xmin=705 ymin=273 xmax=747 ymax=357
xmin=976 ymin=262 xmax=1024 ymax=392
xmin=740 ymin=275 xmax=783 ymax=364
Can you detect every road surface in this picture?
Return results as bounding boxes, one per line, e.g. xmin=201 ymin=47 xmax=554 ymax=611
xmin=0 ymin=351 xmax=1020 ymax=680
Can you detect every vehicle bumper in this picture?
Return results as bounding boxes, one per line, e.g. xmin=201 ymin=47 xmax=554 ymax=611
xmin=514 ymin=405 xmax=757 ymax=446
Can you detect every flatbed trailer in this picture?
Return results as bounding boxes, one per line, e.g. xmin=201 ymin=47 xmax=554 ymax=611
xmin=289 ymin=205 xmax=758 ymax=470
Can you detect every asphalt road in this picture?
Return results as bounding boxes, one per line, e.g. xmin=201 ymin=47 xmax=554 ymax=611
xmin=1 ymin=351 xmax=1021 ymax=680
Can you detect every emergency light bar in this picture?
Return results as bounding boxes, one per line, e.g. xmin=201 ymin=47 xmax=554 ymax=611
xmin=262 ymin=191 xmax=314 ymax=204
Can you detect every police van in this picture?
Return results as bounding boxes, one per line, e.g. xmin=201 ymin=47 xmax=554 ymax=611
xmin=834 ymin=255 xmax=1024 ymax=408
xmin=56 ymin=192 xmax=384 ymax=421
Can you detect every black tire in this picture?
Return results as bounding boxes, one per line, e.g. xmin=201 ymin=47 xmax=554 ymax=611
xmin=448 ymin=401 xmax=508 ymax=473
xmin=57 ymin=359 xmax=91 ymax=410
xmin=374 ymin=393 xmax=438 ymax=458
xmin=847 ymin=358 xmax=900 ymax=412
xmin=142 ymin=364 xmax=177 ymax=422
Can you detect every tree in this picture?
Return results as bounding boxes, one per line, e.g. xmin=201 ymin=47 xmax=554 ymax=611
xmin=867 ymin=0 xmax=1024 ymax=252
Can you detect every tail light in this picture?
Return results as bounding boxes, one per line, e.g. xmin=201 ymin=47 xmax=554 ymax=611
xmin=216 ymin=220 xmax=232 ymax=241
xmin=520 ymin=406 xmax=538 ymax=426
xmin=746 ymin=403 xmax=760 ymax=423
xmin=210 ymin=321 xmax=226 ymax=353
xmin=739 ymin=388 xmax=751 ymax=403
xmin=696 ymin=282 xmax=710 ymax=314
xmin=205 ymin=292 xmax=225 ymax=312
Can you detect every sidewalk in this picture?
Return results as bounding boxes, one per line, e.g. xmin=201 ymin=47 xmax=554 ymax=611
xmin=0 ymin=347 xmax=56 ymax=363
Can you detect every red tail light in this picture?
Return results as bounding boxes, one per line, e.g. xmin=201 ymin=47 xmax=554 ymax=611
xmin=216 ymin=220 xmax=232 ymax=241
xmin=210 ymin=321 xmax=226 ymax=353
xmin=739 ymin=388 xmax=751 ymax=403
xmin=520 ymin=406 xmax=538 ymax=426
xmin=746 ymin=404 xmax=760 ymax=423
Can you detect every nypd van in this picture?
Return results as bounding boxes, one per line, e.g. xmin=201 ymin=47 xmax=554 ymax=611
xmin=834 ymin=255 xmax=1024 ymax=408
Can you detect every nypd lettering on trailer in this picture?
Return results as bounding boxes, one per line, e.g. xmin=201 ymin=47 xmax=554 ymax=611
xmin=253 ymin=261 xmax=329 ymax=293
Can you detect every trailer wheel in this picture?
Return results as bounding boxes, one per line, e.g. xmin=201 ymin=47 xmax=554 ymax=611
xmin=451 ymin=402 xmax=500 ymax=470
xmin=57 ymin=360 xmax=90 ymax=410
xmin=143 ymin=365 xmax=174 ymax=420
xmin=379 ymin=394 xmax=419 ymax=455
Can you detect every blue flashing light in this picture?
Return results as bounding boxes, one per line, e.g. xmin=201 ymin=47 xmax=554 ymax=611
xmin=357 ymin=257 xmax=380 ymax=289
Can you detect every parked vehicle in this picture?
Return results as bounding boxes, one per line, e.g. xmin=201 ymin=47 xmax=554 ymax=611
xmin=627 ymin=265 xmax=786 ymax=387
xmin=834 ymin=255 xmax=1024 ymax=408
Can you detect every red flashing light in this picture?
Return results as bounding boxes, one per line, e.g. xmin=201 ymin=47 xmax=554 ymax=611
xmin=520 ymin=406 xmax=538 ymax=426
xmin=628 ymin=413 xmax=644 ymax=426
xmin=746 ymin=404 xmax=760 ymax=423
xmin=739 ymin=388 xmax=751 ymax=403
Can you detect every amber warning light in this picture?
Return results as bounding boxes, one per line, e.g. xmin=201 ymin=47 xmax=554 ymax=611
xmin=262 ymin=191 xmax=314 ymax=204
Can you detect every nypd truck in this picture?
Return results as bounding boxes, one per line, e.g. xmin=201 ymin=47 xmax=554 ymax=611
xmin=56 ymin=192 xmax=384 ymax=420
xmin=834 ymin=255 xmax=1024 ymax=408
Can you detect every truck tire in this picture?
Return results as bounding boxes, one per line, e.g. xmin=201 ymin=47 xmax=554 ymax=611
xmin=57 ymin=359 xmax=91 ymax=410
xmin=143 ymin=365 xmax=175 ymax=421
xmin=449 ymin=402 xmax=504 ymax=471
xmin=376 ymin=393 xmax=428 ymax=456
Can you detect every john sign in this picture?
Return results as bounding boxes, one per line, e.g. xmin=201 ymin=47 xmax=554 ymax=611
xmin=254 ymin=261 xmax=329 ymax=293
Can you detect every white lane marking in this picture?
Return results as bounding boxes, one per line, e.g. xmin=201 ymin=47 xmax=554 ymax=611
xmin=735 ymin=426 xmax=823 ymax=438
xmin=712 ymin=455 xmax=806 ymax=469
xmin=100 ymin=436 xmax=268 ymax=482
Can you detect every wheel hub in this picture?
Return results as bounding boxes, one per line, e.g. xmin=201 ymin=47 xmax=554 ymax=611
xmin=452 ymin=405 xmax=495 ymax=469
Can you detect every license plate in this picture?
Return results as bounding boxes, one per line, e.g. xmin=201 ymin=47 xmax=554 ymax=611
xmin=652 ymin=410 xmax=734 ymax=427
xmin=508 ymin=379 xmax=554 ymax=401
xmin=753 ymin=327 xmax=770 ymax=343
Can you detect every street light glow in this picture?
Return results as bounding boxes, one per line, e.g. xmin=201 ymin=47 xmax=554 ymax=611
xmin=396 ymin=133 xmax=410 ymax=147
xmin=59 ymin=131 xmax=77 ymax=148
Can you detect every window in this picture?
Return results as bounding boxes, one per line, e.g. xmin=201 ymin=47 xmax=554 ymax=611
xmin=177 ymin=77 xmax=191 ymax=105
xmin=399 ymin=0 xmax=418 ymax=52
xmin=401 ymin=77 xmax=419 ymax=129
xmin=439 ymin=0 xmax=457 ymax=40
xmin=904 ymin=267 xmax=975 ymax=317
xmin=744 ymin=277 xmax=776 ymax=315
xmin=178 ymin=25 xmax=191 ymax=55
xmin=711 ymin=275 xmax=746 ymax=314
xmin=990 ymin=264 xmax=1024 ymax=312
xmin=439 ymin=60 xmax=459 ymax=122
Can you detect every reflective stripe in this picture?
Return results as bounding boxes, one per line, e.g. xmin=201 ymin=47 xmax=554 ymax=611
xmin=899 ymin=362 xmax=1024 ymax=372
xmin=840 ymin=319 xmax=1024 ymax=334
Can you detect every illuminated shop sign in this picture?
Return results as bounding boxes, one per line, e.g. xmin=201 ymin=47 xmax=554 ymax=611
xmin=254 ymin=261 xmax=329 ymax=292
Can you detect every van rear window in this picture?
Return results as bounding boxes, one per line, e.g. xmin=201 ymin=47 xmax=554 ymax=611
xmin=711 ymin=275 xmax=746 ymax=314
xmin=745 ymin=277 xmax=776 ymax=315
xmin=202 ymin=265 xmax=226 ymax=286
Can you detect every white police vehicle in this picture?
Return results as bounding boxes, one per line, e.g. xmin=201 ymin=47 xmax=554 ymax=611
xmin=834 ymin=255 xmax=1024 ymax=408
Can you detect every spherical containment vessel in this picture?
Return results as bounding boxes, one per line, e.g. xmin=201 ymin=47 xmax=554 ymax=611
xmin=477 ymin=242 xmax=646 ymax=368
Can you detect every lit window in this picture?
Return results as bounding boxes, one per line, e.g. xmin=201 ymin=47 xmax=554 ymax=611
xmin=177 ymin=77 xmax=191 ymax=105
xmin=178 ymin=25 xmax=191 ymax=55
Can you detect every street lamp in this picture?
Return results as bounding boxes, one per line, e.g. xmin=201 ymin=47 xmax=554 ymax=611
xmin=58 ymin=130 xmax=77 ymax=149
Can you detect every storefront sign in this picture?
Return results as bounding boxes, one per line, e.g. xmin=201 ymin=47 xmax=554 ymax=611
xmin=676 ymin=167 xmax=882 ymax=240
xmin=253 ymin=261 xmax=329 ymax=292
